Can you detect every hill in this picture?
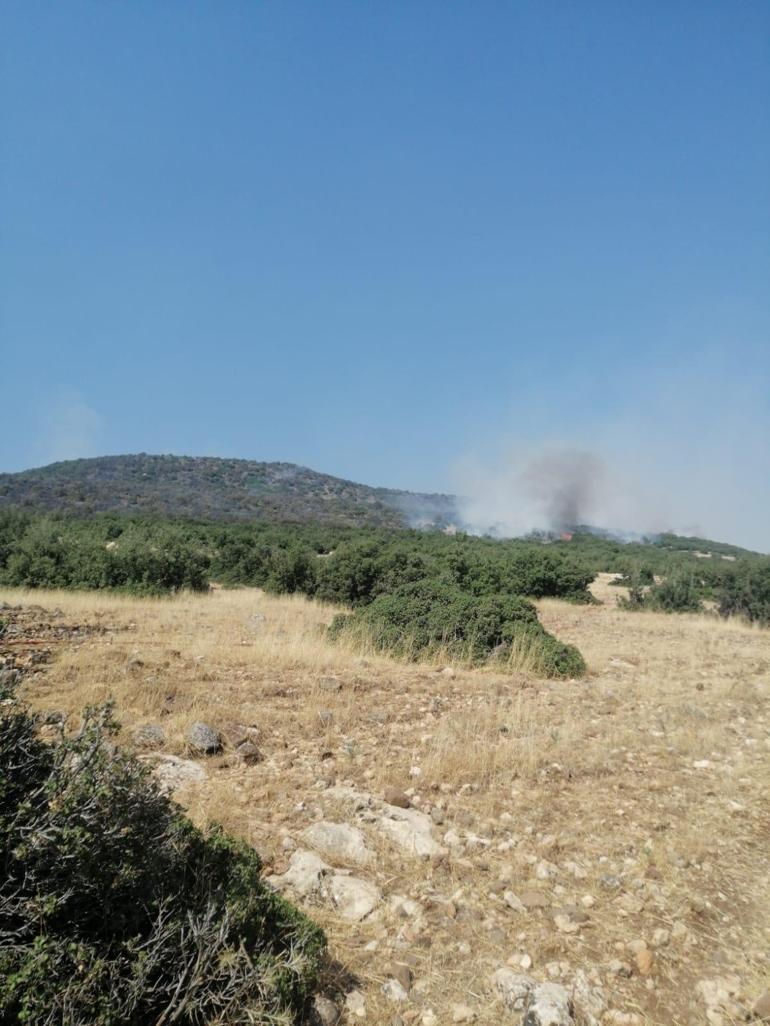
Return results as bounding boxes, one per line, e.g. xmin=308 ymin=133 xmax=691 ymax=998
xmin=0 ymin=454 xmax=457 ymax=528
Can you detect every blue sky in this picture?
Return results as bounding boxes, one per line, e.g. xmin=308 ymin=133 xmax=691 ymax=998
xmin=2 ymin=2 xmax=769 ymax=546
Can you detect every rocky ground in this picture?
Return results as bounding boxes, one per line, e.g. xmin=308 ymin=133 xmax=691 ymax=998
xmin=1 ymin=579 xmax=768 ymax=1026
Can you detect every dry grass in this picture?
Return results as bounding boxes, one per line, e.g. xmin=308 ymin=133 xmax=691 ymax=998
xmin=3 ymin=582 xmax=769 ymax=1025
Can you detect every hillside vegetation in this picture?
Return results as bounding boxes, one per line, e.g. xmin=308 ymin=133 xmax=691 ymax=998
xmin=0 ymin=454 xmax=456 ymax=527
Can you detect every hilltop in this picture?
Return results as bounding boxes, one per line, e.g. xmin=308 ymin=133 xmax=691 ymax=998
xmin=0 ymin=454 xmax=457 ymax=528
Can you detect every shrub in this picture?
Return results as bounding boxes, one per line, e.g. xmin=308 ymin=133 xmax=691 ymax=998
xmin=0 ymin=684 xmax=325 ymax=1025
xmin=718 ymin=560 xmax=770 ymax=625
xmin=327 ymin=579 xmax=585 ymax=678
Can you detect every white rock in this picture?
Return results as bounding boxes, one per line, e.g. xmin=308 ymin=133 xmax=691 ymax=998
xmin=382 ymin=978 xmax=409 ymax=1003
xmin=523 ymin=982 xmax=574 ymax=1026
xmin=328 ymin=874 xmax=380 ymax=921
xmin=143 ymin=754 xmax=206 ymax=793
xmin=503 ymin=890 xmax=526 ymax=913
xmin=570 ymin=969 xmax=605 ymax=1026
xmin=492 ymin=968 xmax=535 ymax=1011
xmin=378 ymin=806 xmax=445 ymax=858
xmin=345 ymin=989 xmax=367 ymax=1019
xmin=451 ymin=1004 xmax=476 ymax=1022
xmin=270 ymin=849 xmax=330 ymax=898
xmin=302 ymin=821 xmax=371 ymax=865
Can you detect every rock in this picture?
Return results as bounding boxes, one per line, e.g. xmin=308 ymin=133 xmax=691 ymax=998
xmin=384 ymin=786 xmax=411 ymax=809
xmin=606 ymin=959 xmax=632 ymax=978
xmin=430 ymin=806 xmax=445 ymax=825
xmin=451 ymin=1004 xmax=476 ymax=1022
xmin=186 ymin=721 xmax=221 ymax=754
xmin=144 ymin=754 xmax=206 ymax=793
xmin=345 ymin=989 xmax=367 ymax=1019
xmin=634 ymin=948 xmax=653 ymax=975
xmin=503 ymin=890 xmax=527 ymax=913
xmin=328 ymin=875 xmax=380 ymax=921
xmin=382 ymin=978 xmax=409 ymax=1004
xmin=493 ymin=969 xmax=535 ymax=1011
xmin=378 ymin=807 xmax=444 ymax=859
xmin=523 ymin=982 xmax=574 ymax=1026
xmin=752 ymin=991 xmax=770 ymax=1021
xmin=520 ymin=889 xmax=550 ymax=910
xmin=272 ymin=849 xmax=330 ymax=898
xmin=235 ymin=740 xmax=263 ymax=764
xmin=318 ymin=676 xmax=343 ymax=692
xmin=312 ymin=994 xmax=340 ymax=1025
xmin=388 ymin=962 xmax=413 ymax=993
xmin=302 ymin=821 xmax=371 ymax=865
xmin=570 ymin=970 xmax=605 ymax=1026
xmin=651 ymin=928 xmax=669 ymax=948
xmin=132 ymin=723 xmax=165 ymax=748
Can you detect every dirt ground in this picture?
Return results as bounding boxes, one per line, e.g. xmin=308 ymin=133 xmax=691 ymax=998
xmin=2 ymin=575 xmax=768 ymax=1025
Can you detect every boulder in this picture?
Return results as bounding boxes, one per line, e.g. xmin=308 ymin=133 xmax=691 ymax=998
xmin=523 ymin=983 xmax=574 ymax=1026
xmin=328 ymin=874 xmax=380 ymax=921
xmin=302 ymin=821 xmax=372 ymax=865
xmin=132 ymin=723 xmax=165 ymax=748
xmin=143 ymin=754 xmax=206 ymax=793
xmin=187 ymin=721 xmax=221 ymax=754
xmin=272 ymin=849 xmax=330 ymax=899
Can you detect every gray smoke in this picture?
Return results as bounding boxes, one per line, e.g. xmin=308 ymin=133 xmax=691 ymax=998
xmin=519 ymin=449 xmax=605 ymax=531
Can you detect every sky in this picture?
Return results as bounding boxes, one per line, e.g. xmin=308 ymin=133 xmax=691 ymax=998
xmin=2 ymin=2 xmax=769 ymax=548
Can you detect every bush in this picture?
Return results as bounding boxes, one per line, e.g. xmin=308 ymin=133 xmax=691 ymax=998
xmin=327 ymin=579 xmax=585 ymax=678
xmin=718 ymin=560 xmax=770 ymax=625
xmin=0 ymin=685 xmax=325 ymax=1025
xmin=619 ymin=573 xmax=703 ymax=614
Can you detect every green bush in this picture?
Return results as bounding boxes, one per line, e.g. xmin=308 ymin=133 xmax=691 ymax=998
xmin=718 ymin=560 xmax=770 ymax=625
xmin=619 ymin=572 xmax=703 ymax=614
xmin=327 ymin=579 xmax=585 ymax=678
xmin=0 ymin=685 xmax=325 ymax=1025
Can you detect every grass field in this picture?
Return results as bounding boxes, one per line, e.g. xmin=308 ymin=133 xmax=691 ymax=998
xmin=3 ymin=576 xmax=768 ymax=1025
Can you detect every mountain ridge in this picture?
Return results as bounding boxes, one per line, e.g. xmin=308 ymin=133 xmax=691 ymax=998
xmin=0 ymin=454 xmax=457 ymax=528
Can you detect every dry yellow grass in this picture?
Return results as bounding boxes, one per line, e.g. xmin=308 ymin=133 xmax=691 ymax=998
xmin=3 ymin=583 xmax=769 ymax=1025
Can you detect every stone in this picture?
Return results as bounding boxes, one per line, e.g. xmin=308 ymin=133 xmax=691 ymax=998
xmin=132 ymin=723 xmax=165 ymax=748
xmin=382 ymin=978 xmax=409 ymax=1004
xmin=520 ymin=889 xmax=550 ymax=910
xmin=503 ymin=890 xmax=527 ymax=913
xmin=752 ymin=991 xmax=770 ymax=1021
xmin=312 ymin=994 xmax=340 ymax=1025
xmin=235 ymin=740 xmax=263 ymax=764
xmin=523 ymin=982 xmax=574 ymax=1026
xmin=384 ymin=786 xmax=411 ymax=809
xmin=606 ymin=959 xmax=632 ymax=978
xmin=144 ymin=754 xmax=206 ymax=793
xmin=451 ymin=1004 xmax=476 ymax=1022
xmin=328 ymin=875 xmax=380 ymax=921
xmin=302 ymin=821 xmax=371 ymax=865
xmin=186 ymin=721 xmax=222 ymax=754
xmin=570 ymin=970 xmax=606 ymax=1026
xmin=318 ymin=676 xmax=343 ymax=692
xmin=430 ymin=806 xmax=445 ymax=825
xmin=345 ymin=989 xmax=367 ymax=1019
xmin=272 ymin=850 xmax=330 ymax=898
xmin=493 ymin=969 xmax=535 ymax=1011
xmin=634 ymin=948 xmax=654 ymax=975
xmin=388 ymin=962 xmax=413 ymax=993
xmin=378 ymin=807 xmax=444 ymax=859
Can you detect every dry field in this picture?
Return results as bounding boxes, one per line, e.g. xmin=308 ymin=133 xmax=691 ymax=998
xmin=2 ymin=575 xmax=769 ymax=1025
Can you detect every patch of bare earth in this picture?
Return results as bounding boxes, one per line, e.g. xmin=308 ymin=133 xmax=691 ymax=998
xmin=2 ymin=580 xmax=768 ymax=1026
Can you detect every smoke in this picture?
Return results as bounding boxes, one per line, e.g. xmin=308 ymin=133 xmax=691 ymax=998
xmin=455 ymin=445 xmax=641 ymax=539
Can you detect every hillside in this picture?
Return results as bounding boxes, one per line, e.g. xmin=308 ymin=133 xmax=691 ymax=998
xmin=0 ymin=454 xmax=457 ymax=528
